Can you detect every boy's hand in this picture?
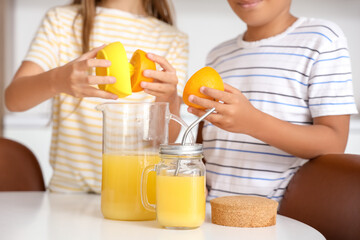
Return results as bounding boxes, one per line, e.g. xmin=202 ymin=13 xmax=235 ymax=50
xmin=187 ymin=83 xmax=260 ymax=134
xmin=140 ymin=53 xmax=179 ymax=105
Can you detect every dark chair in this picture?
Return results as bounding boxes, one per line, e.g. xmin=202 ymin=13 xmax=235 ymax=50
xmin=279 ymin=154 xmax=360 ymax=240
xmin=0 ymin=137 xmax=46 ymax=191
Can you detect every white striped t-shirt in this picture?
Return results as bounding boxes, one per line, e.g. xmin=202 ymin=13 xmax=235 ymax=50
xmin=24 ymin=5 xmax=188 ymax=193
xmin=203 ymin=17 xmax=358 ymax=203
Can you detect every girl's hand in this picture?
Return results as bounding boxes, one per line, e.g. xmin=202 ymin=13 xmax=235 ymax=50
xmin=51 ymin=45 xmax=118 ymax=99
xmin=187 ymin=83 xmax=260 ymax=134
xmin=140 ymin=53 xmax=179 ymax=104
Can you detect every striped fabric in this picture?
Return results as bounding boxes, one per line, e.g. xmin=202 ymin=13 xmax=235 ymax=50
xmin=24 ymin=5 xmax=188 ymax=193
xmin=204 ymin=17 xmax=358 ymax=202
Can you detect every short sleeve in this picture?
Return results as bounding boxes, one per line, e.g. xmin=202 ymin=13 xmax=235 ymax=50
xmin=308 ymin=35 xmax=358 ymax=117
xmin=165 ymin=33 xmax=189 ymax=97
xmin=24 ymin=8 xmax=60 ymax=71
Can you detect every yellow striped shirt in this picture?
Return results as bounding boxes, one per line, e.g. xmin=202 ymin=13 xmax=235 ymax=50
xmin=24 ymin=5 xmax=188 ymax=193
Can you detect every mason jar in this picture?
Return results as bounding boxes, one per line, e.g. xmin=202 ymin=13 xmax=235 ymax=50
xmin=141 ymin=143 xmax=206 ymax=229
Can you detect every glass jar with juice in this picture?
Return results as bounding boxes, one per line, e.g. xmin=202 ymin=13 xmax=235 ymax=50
xmin=141 ymin=143 xmax=206 ymax=229
xmin=97 ymin=103 xmax=187 ymax=221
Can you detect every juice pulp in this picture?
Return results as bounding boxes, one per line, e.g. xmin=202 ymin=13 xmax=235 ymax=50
xmin=156 ymin=175 xmax=205 ymax=228
xmin=101 ymin=154 xmax=159 ymax=220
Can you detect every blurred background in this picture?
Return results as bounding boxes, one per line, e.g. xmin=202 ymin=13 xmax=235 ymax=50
xmin=1 ymin=0 xmax=359 ymax=185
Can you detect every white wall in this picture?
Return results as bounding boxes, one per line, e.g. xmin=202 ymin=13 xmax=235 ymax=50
xmin=3 ymin=0 xmax=360 ymax=186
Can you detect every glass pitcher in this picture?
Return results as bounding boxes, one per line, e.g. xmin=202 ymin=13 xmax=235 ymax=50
xmin=141 ymin=143 xmax=206 ymax=229
xmin=96 ymin=102 xmax=188 ymax=221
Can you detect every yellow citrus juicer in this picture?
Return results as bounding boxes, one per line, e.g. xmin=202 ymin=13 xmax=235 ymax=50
xmin=96 ymin=42 xmax=156 ymax=98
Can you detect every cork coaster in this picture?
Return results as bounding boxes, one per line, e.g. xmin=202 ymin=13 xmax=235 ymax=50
xmin=210 ymin=195 xmax=278 ymax=227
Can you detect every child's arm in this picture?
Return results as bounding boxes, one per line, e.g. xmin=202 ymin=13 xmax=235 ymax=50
xmin=187 ymin=84 xmax=349 ymax=159
xmin=5 ymin=46 xmax=118 ymax=112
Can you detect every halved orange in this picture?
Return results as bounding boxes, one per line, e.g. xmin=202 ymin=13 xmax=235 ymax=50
xmin=130 ymin=49 xmax=156 ymax=92
xmin=183 ymin=67 xmax=224 ymax=110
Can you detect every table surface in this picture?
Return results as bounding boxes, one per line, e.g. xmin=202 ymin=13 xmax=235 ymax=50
xmin=0 ymin=192 xmax=325 ymax=240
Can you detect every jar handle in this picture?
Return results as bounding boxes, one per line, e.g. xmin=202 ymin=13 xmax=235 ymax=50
xmin=141 ymin=165 xmax=156 ymax=212
xmin=169 ymin=114 xmax=195 ymax=144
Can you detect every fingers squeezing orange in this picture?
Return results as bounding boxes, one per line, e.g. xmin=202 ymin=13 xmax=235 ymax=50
xmin=183 ymin=67 xmax=224 ymax=110
xmin=96 ymin=42 xmax=156 ymax=98
xmin=130 ymin=49 xmax=156 ymax=92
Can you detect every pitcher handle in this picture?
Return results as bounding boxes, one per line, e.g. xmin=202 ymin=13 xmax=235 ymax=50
xmin=169 ymin=114 xmax=195 ymax=144
xmin=141 ymin=165 xmax=156 ymax=212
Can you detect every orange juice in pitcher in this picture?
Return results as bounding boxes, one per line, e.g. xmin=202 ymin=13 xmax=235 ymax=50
xmin=101 ymin=154 xmax=160 ymax=220
xmin=96 ymin=103 xmax=188 ymax=221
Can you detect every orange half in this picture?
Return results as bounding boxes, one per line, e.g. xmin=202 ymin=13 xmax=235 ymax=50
xmin=130 ymin=49 xmax=156 ymax=92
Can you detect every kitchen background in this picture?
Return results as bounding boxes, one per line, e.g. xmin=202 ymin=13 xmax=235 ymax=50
xmin=1 ymin=0 xmax=359 ymax=185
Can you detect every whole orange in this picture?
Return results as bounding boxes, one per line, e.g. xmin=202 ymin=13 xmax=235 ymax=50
xmin=183 ymin=67 xmax=224 ymax=109
xmin=130 ymin=49 xmax=156 ymax=92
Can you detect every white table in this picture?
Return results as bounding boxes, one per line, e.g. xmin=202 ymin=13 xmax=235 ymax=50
xmin=0 ymin=192 xmax=325 ymax=240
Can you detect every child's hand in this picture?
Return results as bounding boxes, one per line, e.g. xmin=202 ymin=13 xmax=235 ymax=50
xmin=140 ymin=53 xmax=179 ymax=104
xmin=187 ymin=83 xmax=260 ymax=134
xmin=51 ymin=45 xmax=118 ymax=99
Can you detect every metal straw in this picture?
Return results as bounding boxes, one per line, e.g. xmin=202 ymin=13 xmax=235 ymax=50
xmin=174 ymin=107 xmax=216 ymax=176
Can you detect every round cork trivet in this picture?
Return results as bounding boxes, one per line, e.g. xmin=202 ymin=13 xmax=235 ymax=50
xmin=210 ymin=196 xmax=278 ymax=227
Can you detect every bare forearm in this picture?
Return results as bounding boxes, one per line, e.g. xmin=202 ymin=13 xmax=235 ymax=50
xmin=5 ymin=70 xmax=57 ymax=112
xmin=247 ymin=110 xmax=349 ymax=159
xmin=6 ymin=47 xmax=119 ymax=112
xmin=187 ymin=85 xmax=350 ymax=159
